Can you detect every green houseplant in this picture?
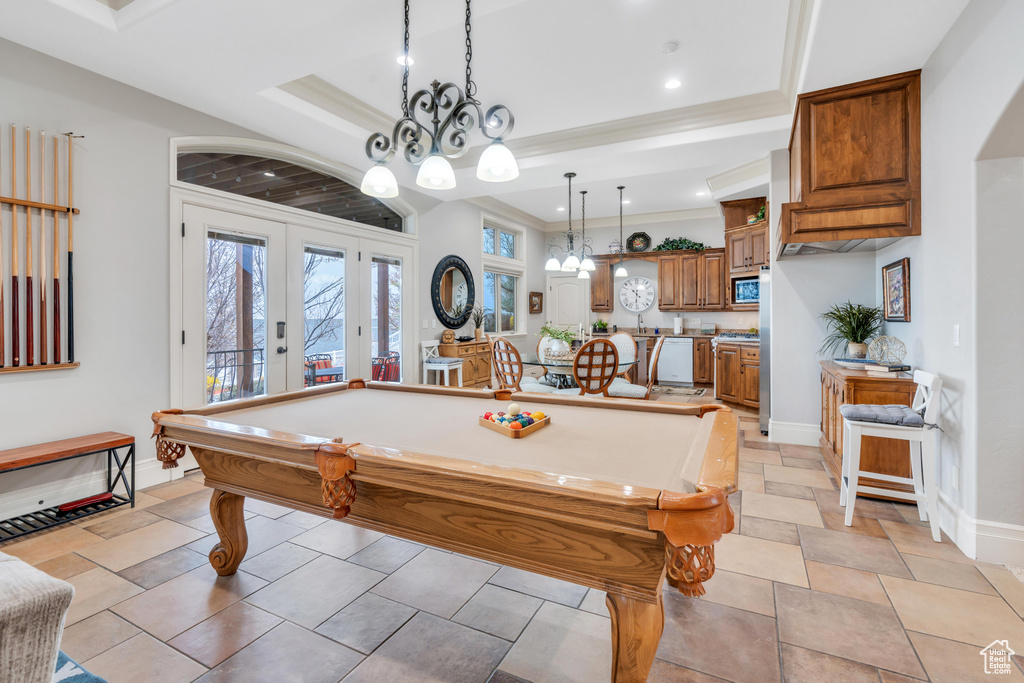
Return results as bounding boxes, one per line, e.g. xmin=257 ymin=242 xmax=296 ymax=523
xmin=592 ymin=320 xmax=608 ymax=333
xmin=470 ymin=305 xmax=486 ymax=340
xmin=819 ymin=302 xmax=883 ymax=359
xmin=539 ymin=323 xmax=575 ymax=356
xmin=652 ymin=237 xmax=707 ymax=252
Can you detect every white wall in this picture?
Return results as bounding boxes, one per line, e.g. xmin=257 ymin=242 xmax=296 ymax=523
xmin=0 ymin=39 xmax=260 ymax=517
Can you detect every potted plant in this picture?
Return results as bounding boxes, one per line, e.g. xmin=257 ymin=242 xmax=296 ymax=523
xmin=471 ymin=305 xmax=486 ymax=341
xmin=592 ymin=320 xmax=608 ymax=334
xmin=539 ymin=323 xmax=575 ymax=356
xmin=819 ymin=302 xmax=883 ymax=359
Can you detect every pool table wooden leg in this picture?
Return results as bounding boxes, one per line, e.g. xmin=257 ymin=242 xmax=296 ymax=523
xmin=208 ymin=489 xmax=248 ymax=576
xmin=606 ymin=592 xmax=664 ymax=683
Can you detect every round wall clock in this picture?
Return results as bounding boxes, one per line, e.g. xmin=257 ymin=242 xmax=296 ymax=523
xmin=619 ymin=276 xmax=655 ymax=312
xmin=626 ymin=232 xmax=651 ymax=252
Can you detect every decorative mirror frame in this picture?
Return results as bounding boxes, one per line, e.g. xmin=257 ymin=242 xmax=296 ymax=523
xmin=431 ymin=254 xmax=475 ymax=329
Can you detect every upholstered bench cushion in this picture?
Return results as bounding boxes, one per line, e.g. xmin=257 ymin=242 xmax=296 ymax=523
xmin=0 ymin=551 xmax=75 ymax=683
xmin=840 ymin=404 xmax=924 ymax=427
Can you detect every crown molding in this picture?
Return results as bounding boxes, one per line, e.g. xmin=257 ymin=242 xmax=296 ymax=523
xmin=543 ymin=207 xmax=720 ymax=233
xmin=706 ymin=157 xmax=771 ymax=197
xmin=277 ymin=75 xmax=394 ymax=137
xmin=466 ymin=196 xmax=548 ymax=232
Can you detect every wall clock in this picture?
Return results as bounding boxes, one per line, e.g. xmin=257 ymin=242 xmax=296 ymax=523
xmin=619 ymin=276 xmax=655 ymax=312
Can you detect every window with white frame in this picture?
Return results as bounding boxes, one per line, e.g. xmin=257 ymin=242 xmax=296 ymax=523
xmin=481 ymin=219 xmax=524 ymax=334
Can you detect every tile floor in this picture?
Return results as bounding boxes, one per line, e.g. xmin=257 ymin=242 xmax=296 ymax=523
xmin=4 ymin=399 xmax=1024 ymax=682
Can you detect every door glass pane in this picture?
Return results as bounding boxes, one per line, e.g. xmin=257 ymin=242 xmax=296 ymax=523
xmin=483 ymin=227 xmax=496 ymax=255
xmin=483 ymin=271 xmax=496 ymax=333
xmin=206 ymin=232 xmax=266 ymax=403
xmin=303 ymin=246 xmax=346 ymax=388
xmin=500 ymin=231 xmax=516 ymax=259
xmin=500 ymin=274 xmax=517 ymax=332
xmin=370 ymin=256 xmax=402 ymax=382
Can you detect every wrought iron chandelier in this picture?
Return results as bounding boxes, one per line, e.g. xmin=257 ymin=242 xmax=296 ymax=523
xmin=614 ymin=185 xmax=628 ymax=277
xmin=360 ymin=0 xmax=518 ymax=198
xmin=544 ymin=172 xmax=596 ymax=273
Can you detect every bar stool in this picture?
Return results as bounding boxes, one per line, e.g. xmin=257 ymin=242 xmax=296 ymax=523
xmin=421 ymin=341 xmax=463 ymax=387
xmin=840 ymin=370 xmax=943 ymax=542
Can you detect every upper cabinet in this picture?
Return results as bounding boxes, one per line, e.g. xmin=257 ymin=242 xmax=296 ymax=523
xmin=656 ymin=250 xmax=725 ymax=312
xmin=721 ymin=197 xmax=768 ymax=277
xmin=590 ymin=261 xmax=612 ymax=312
xmin=779 ymin=71 xmax=921 ymax=258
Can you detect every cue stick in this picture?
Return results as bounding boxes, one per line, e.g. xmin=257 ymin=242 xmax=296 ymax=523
xmin=11 ymin=125 xmax=19 ymax=367
xmin=53 ymin=134 xmax=60 ymax=364
xmin=26 ymin=127 xmax=34 ymax=366
xmin=65 ymin=132 xmax=74 ymax=363
xmin=39 ymin=129 xmax=47 ymax=365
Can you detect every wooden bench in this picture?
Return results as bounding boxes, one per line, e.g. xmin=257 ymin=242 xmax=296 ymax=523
xmin=0 ymin=432 xmax=135 ymax=541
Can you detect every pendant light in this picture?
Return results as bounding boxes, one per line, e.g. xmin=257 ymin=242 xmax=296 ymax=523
xmin=578 ymin=190 xmax=593 ymax=279
xmin=560 ymin=172 xmax=580 ymax=271
xmin=614 ymin=185 xmax=628 ymax=278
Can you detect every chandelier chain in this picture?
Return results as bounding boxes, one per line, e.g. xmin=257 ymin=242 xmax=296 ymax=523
xmin=465 ymin=0 xmax=477 ymax=100
xmin=402 ymin=0 xmax=411 ymax=116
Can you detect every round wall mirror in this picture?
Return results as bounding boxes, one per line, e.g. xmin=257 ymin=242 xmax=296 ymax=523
xmin=431 ymin=255 xmax=475 ymax=329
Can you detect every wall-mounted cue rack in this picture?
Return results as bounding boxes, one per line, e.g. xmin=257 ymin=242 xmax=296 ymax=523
xmin=0 ymin=125 xmax=82 ymax=374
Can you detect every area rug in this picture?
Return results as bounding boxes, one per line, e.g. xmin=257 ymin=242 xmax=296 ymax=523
xmin=53 ymin=651 xmax=106 ymax=683
xmin=651 ymin=386 xmax=706 ymax=397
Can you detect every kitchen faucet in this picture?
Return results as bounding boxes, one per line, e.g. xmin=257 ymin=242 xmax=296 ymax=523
xmin=637 ymin=314 xmax=645 ymax=334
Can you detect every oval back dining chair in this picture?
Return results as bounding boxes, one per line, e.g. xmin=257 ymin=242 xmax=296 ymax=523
xmin=490 ymin=337 xmax=556 ymax=393
xmin=607 ymin=332 xmax=638 ymax=379
xmin=608 ymin=336 xmax=666 ymax=400
xmin=569 ymin=339 xmax=619 ymax=397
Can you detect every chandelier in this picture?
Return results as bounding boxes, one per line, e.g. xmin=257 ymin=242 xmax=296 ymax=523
xmin=614 ymin=185 xmax=628 ymax=278
xmin=360 ymin=0 xmax=518 ymax=198
xmin=544 ymin=172 xmax=596 ymax=273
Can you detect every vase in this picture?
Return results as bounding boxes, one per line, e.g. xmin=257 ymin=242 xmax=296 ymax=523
xmin=848 ymin=342 xmax=868 ymax=359
xmin=474 ymin=328 xmax=482 ymax=341
xmin=549 ymin=339 xmax=570 ymax=356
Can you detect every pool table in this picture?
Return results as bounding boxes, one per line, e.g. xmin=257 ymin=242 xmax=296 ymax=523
xmin=151 ymin=380 xmax=737 ymax=682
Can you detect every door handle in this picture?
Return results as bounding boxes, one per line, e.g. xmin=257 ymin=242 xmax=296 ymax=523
xmin=276 ymin=346 xmax=288 ymax=354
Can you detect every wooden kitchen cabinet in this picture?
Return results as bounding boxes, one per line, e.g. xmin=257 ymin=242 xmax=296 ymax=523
xmin=726 ymin=221 xmax=768 ymax=276
xmin=693 ymin=338 xmax=712 ymax=384
xmin=739 ymin=347 xmax=760 ymax=408
xmin=657 ymin=250 xmax=724 ymax=312
xmin=590 ymin=261 xmax=612 ymax=312
xmin=819 ymin=361 xmax=917 ymax=499
xmin=657 ymin=256 xmax=680 ymax=309
xmin=715 ymin=343 xmax=759 ymax=408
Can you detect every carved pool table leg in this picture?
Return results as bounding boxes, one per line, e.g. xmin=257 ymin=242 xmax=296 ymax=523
xmin=208 ymin=489 xmax=248 ymax=576
xmin=606 ymin=592 xmax=664 ymax=683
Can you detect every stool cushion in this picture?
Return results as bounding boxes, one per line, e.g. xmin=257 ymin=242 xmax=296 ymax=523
xmin=840 ymin=404 xmax=924 ymax=427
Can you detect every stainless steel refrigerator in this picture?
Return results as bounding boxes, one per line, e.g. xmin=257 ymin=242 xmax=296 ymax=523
xmin=759 ymin=266 xmax=771 ymax=436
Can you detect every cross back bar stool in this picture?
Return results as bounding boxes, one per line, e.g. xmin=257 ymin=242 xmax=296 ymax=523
xmin=840 ymin=370 xmax=943 ymax=542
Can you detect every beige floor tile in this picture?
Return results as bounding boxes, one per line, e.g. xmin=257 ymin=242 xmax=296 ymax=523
xmin=453 ymin=584 xmax=543 ymax=641
xmin=648 ymin=659 xmax=730 ymax=682
xmin=247 ymin=554 xmax=384 ymax=628
xmin=738 ymin=471 xmax=765 ymax=493
xmin=715 ymin=532 xmax=809 ymax=587
xmin=763 ymin=481 xmax=815 ymax=500
xmin=83 ymin=510 xmax=164 ymax=539
xmin=909 ymin=631 xmax=1024 ymax=682
xmin=658 ymin=593 xmax=779 ymax=683
xmin=290 ymin=520 xmax=384 ymax=559
xmin=880 ymin=519 xmax=974 ymax=565
xmin=763 ymin=464 xmax=834 ymax=490
xmin=146 ymin=488 xmax=214 ymax=523
xmin=892 ymin=502 xmax=930 ymax=527
xmin=315 ymin=593 xmax=417 ymax=654
xmin=780 ymin=643 xmax=880 ymax=683
xmin=780 ymin=457 xmax=827 ymax=471
xmin=84 ymin=632 xmax=207 ymax=683
xmin=880 ymin=575 xmax=1024 ymax=648
xmin=741 ymin=491 xmax=824 ymax=528
xmin=238 ymin=541 xmax=320 ymax=582
xmin=347 ymin=536 xmax=424 ymax=574
xmin=799 ymin=526 xmax=912 ymax=578
xmin=739 ymin=447 xmax=783 ymax=466
xmin=902 ymin=554 xmax=998 ymax=595
xmin=2 ymin=525 xmax=103 ymax=565
xmin=70 ymin=492 xmax=163 ymax=526
xmin=877 ymin=673 xmax=926 ymax=683
xmin=196 ymin=621 xmax=362 ymax=683
xmin=77 ymin=519 xmax=205 ymax=572
xmin=820 ymin=510 xmax=889 ymax=538
xmin=65 ymin=567 xmax=144 ymax=626
xmin=805 ymin=560 xmax=890 ymax=606
xmin=61 ymin=611 xmax=141 ymax=662
xmin=112 ymin=565 xmax=266 ymax=640
xmin=35 ymin=552 xmax=96 ymax=580
xmin=814 ymin=488 xmax=904 ymax=522
xmin=778 ymin=443 xmax=825 ymax=460
xmin=488 ymin=565 xmax=589 ymax=607
xmin=373 ymin=548 xmax=498 ymax=618
xmin=742 ymin=440 xmax=781 ymax=452
xmin=276 ymin=509 xmax=329 ymax=530
xmin=147 ymin=478 xmax=206 ymax=501
xmin=168 ymin=601 xmax=282 ymax=668
xmin=737 ymin=461 xmax=764 ymax=474
xmin=775 ymin=584 xmax=925 ymax=678
xmin=740 ymin=516 xmax=800 ymax=545
xmin=116 ymin=546 xmax=208 ymax=590
xmin=243 ymin=498 xmax=294 ymax=519
xmin=578 ymin=588 xmax=608 ymax=616
xmin=346 ymin=611 xmax=508 ymax=683
xmin=700 ymin=569 xmax=775 ymax=617
xmin=977 ymin=562 xmax=1024 ymax=618
xmin=500 ymin=601 xmax=610 ymax=683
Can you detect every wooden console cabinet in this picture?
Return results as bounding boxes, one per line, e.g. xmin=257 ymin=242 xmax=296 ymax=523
xmin=439 ymin=340 xmax=492 ymax=388
xmin=715 ymin=343 xmax=759 ymax=408
xmin=819 ymin=361 xmax=917 ymax=499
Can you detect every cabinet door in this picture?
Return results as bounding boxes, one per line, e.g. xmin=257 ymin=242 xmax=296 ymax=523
xmin=657 ymin=256 xmax=679 ymax=310
xmin=741 ymin=361 xmax=760 ymax=406
xmin=462 ymin=357 xmax=477 ymax=385
xmin=715 ymin=345 xmax=740 ymax=402
xmin=700 ymin=252 xmax=726 ymax=309
xmin=750 ymin=226 xmax=768 ymax=269
xmin=678 ymin=254 xmax=700 ymax=308
xmin=590 ymin=262 xmax=612 ymax=312
xmin=476 ymin=356 xmax=491 ymax=388
xmin=693 ymin=338 xmax=711 ymax=383
xmin=727 ymin=231 xmax=749 ymax=274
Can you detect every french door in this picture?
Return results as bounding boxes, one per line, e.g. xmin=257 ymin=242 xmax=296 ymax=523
xmin=182 ymin=204 xmax=412 ymax=408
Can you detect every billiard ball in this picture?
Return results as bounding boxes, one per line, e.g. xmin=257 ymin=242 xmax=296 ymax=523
xmin=507 ymin=402 xmax=520 ymax=417
xmin=509 ymin=422 xmax=522 ymax=430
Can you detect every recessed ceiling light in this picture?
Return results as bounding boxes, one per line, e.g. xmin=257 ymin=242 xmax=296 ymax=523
xmin=397 ymin=55 xmax=415 ymax=66
xmin=661 ymin=41 xmax=679 ymax=55
xmin=622 ymin=199 xmax=631 ymax=204
xmin=696 ymin=191 xmax=706 ymax=196
xmin=665 ymin=79 xmax=682 ymax=90
xmin=556 ymin=207 xmax=565 ymax=211
xmin=264 ymin=170 xmax=276 ymax=177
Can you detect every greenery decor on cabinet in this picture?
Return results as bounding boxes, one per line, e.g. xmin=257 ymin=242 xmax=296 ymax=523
xmin=819 ymin=302 xmax=883 ymax=358
xmin=653 ymin=237 xmax=707 ymax=252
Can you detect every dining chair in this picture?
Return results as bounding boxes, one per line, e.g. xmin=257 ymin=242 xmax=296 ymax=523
xmin=607 ymin=332 xmax=638 ymax=379
xmin=490 ymin=338 xmax=556 ymax=393
xmin=608 ymin=336 xmax=665 ymax=400
xmin=537 ymin=335 xmax=570 ymax=387
xmin=556 ymin=339 xmax=619 ymax=397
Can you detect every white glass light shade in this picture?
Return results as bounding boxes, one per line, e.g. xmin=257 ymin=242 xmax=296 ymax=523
xmin=545 ymin=256 xmax=561 ymax=271
xmin=360 ymin=164 xmax=399 ymax=198
xmin=579 ymin=257 xmax=596 ymax=271
xmin=614 ymin=264 xmax=628 ymax=278
xmin=561 ymin=254 xmax=581 ymax=271
xmin=415 ymin=154 xmax=457 ymax=190
xmin=476 ymin=141 xmax=519 ymax=182
xmin=577 ymin=269 xmax=590 ymax=279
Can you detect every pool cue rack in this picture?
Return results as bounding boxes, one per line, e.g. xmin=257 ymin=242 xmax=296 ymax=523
xmin=0 ymin=125 xmax=82 ymax=374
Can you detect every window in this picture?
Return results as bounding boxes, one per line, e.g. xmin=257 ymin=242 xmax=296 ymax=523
xmin=483 ymin=271 xmax=518 ymax=334
xmin=483 ymin=223 xmax=518 ymax=260
xmin=481 ymin=217 xmax=525 ymax=335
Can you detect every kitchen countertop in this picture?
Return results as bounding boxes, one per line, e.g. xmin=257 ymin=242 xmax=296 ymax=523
xmin=593 ymin=328 xmax=756 ymax=340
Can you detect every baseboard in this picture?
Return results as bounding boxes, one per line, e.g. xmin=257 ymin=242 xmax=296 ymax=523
xmin=0 ymin=457 xmax=173 ymax=521
xmin=938 ymin=491 xmax=1024 ymax=565
xmin=768 ymin=420 xmax=820 ymax=447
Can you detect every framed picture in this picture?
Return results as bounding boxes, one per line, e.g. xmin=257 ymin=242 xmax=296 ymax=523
xmin=882 ymin=258 xmax=911 ymax=322
xmin=529 ymin=291 xmax=543 ymax=314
